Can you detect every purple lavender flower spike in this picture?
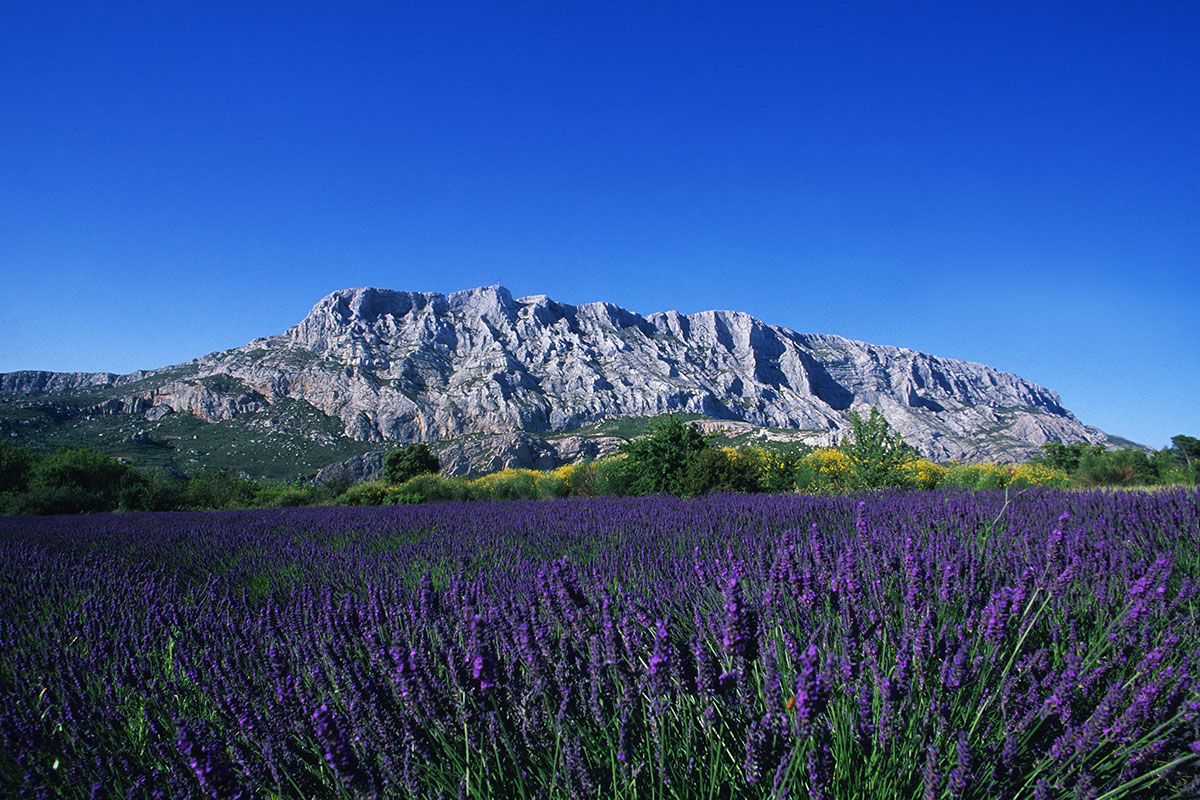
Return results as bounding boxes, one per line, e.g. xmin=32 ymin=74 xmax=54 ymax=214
xmin=648 ymin=618 xmax=672 ymax=711
xmin=793 ymin=644 xmax=827 ymax=734
xmin=921 ymin=743 xmax=940 ymax=800
xmin=721 ymin=567 xmax=758 ymax=660
xmin=467 ymin=613 xmax=496 ymax=693
xmin=312 ymin=703 xmax=370 ymax=792
xmin=946 ymin=731 xmax=970 ymax=798
xmin=176 ymin=725 xmax=245 ymax=800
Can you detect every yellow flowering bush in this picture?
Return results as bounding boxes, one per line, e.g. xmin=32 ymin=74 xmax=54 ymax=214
xmin=899 ymin=458 xmax=948 ymax=490
xmin=556 ymin=463 xmax=598 ymax=496
xmin=729 ymin=446 xmax=803 ymax=493
xmin=943 ymin=461 xmax=1069 ymax=490
xmin=1007 ymin=462 xmax=1069 ymax=488
xmin=794 ymin=448 xmax=853 ymax=494
xmin=330 ymin=445 xmax=1072 ymax=505
xmin=460 ymin=468 xmax=570 ymax=501
xmin=336 ymin=480 xmax=410 ymax=506
xmin=466 ymin=469 xmax=535 ymax=500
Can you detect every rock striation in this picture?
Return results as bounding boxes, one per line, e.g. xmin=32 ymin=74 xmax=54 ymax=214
xmin=0 ymin=285 xmax=1118 ymax=465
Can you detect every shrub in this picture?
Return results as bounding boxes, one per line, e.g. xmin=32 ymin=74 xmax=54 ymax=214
xmin=1007 ymin=462 xmax=1069 ymax=489
xmin=336 ymin=480 xmax=394 ymax=506
xmin=466 ymin=469 xmax=541 ymax=501
xmin=794 ymin=448 xmax=853 ymax=494
xmin=749 ymin=447 xmax=807 ymax=493
xmin=116 ymin=470 xmax=155 ymax=511
xmin=1038 ymin=441 xmax=1105 ymax=473
xmin=382 ymin=443 xmax=440 ymax=484
xmin=558 ymin=463 xmax=599 ymax=497
xmin=18 ymin=447 xmax=138 ymax=513
xmin=681 ymin=447 xmax=761 ymax=496
xmin=942 ymin=461 xmax=1068 ymax=490
xmin=619 ymin=416 xmax=709 ymax=495
xmin=0 ymin=441 xmax=37 ymax=494
xmin=533 ymin=471 xmax=570 ymax=499
xmin=898 ymin=458 xmax=947 ymax=490
xmin=943 ymin=462 xmax=1008 ymax=490
xmin=8 ymin=484 xmax=103 ymax=515
xmin=839 ymin=407 xmax=914 ymax=489
xmin=1076 ymin=448 xmax=1156 ymax=487
xmin=393 ymin=473 xmax=466 ymax=503
xmin=593 ymin=455 xmax=637 ymax=497
xmin=181 ymin=469 xmax=262 ymax=510
xmin=264 ymin=486 xmax=314 ymax=507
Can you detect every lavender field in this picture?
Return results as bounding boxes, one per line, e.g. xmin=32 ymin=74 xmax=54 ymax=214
xmin=2 ymin=490 xmax=1199 ymax=799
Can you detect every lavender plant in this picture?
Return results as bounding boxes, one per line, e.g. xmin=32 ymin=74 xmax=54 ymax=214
xmin=0 ymin=489 xmax=1197 ymax=798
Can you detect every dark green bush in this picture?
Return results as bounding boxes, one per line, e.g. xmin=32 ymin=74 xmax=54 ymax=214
xmin=5 ymin=446 xmax=140 ymax=513
xmin=619 ymin=416 xmax=709 ymax=495
xmin=0 ymin=441 xmax=37 ymax=494
xmin=264 ymin=486 xmax=314 ymax=507
xmin=180 ymin=469 xmax=262 ymax=509
xmin=9 ymin=484 xmax=104 ymax=515
xmin=593 ymin=456 xmax=637 ymax=497
xmin=681 ymin=448 xmax=761 ymax=496
xmin=1038 ymin=441 xmax=1106 ymax=473
xmin=1076 ymin=448 xmax=1157 ymax=487
xmin=383 ymin=443 xmax=440 ymax=484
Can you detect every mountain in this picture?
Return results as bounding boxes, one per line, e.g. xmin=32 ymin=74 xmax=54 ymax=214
xmin=0 ymin=285 xmax=1119 ymax=477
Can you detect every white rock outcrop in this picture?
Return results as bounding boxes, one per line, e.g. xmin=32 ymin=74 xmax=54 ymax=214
xmin=1 ymin=285 xmax=1117 ymax=463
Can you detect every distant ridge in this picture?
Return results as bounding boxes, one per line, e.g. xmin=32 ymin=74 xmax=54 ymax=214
xmin=0 ymin=285 xmax=1117 ymax=466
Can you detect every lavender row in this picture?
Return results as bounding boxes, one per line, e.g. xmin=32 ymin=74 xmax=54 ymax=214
xmin=1 ymin=488 xmax=1198 ymax=798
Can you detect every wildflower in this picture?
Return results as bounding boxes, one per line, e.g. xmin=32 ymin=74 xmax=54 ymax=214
xmin=793 ymin=644 xmax=828 ymax=732
xmin=177 ymin=725 xmax=246 ymax=800
xmin=467 ymin=614 xmax=496 ymax=693
xmin=921 ymin=743 xmax=940 ymax=800
xmin=312 ymin=704 xmax=369 ymax=791
xmin=947 ymin=732 xmax=970 ymax=798
xmin=722 ymin=568 xmax=758 ymax=660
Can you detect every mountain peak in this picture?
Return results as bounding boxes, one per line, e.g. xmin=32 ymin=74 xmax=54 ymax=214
xmin=2 ymin=285 xmax=1119 ymax=463
xmin=448 ymin=284 xmax=514 ymax=306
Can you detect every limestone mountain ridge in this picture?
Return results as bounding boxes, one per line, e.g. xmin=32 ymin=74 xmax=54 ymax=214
xmin=1 ymin=285 xmax=1118 ymax=471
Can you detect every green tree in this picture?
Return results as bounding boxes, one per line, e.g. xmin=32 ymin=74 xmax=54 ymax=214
xmin=383 ymin=443 xmax=441 ymax=484
xmin=619 ymin=415 xmax=709 ymax=496
xmin=839 ymin=407 xmax=913 ymax=489
xmin=1076 ymin=448 xmax=1157 ymax=487
xmin=1038 ymin=441 xmax=1105 ymax=473
xmin=181 ymin=469 xmax=261 ymax=510
xmin=1170 ymin=435 xmax=1200 ymax=473
xmin=20 ymin=447 xmax=135 ymax=514
xmin=0 ymin=441 xmax=37 ymax=494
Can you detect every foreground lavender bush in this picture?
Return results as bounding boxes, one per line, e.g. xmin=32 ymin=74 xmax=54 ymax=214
xmin=1 ymin=489 xmax=1198 ymax=798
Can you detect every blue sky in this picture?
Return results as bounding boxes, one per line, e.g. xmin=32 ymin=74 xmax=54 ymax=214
xmin=2 ymin=2 xmax=1197 ymax=449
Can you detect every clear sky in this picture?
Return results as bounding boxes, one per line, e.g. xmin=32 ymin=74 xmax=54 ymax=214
xmin=2 ymin=2 xmax=1197 ymax=449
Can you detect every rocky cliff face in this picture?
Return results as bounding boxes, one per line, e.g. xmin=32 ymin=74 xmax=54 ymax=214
xmin=0 ymin=285 xmax=1116 ymax=464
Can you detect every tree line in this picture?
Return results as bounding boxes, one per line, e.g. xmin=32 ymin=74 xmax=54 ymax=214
xmin=2 ymin=413 xmax=1196 ymax=514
